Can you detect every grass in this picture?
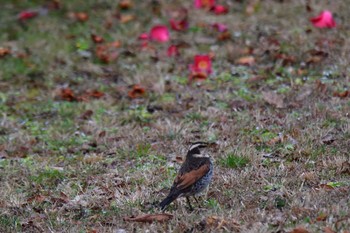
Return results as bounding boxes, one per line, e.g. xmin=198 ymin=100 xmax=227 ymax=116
xmin=0 ymin=0 xmax=350 ymax=232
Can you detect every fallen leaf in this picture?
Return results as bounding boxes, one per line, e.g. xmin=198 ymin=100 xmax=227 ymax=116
xmin=98 ymin=131 xmax=106 ymax=138
xmin=128 ymin=84 xmax=146 ymax=99
xmin=119 ymin=14 xmax=135 ymax=23
xmin=217 ymin=31 xmax=231 ymax=41
xmin=119 ymin=0 xmax=133 ymax=9
xmin=91 ymin=34 xmax=104 ymax=44
xmin=236 ymin=56 xmax=255 ymax=66
xmin=0 ymin=47 xmax=11 ymax=58
xmin=95 ymin=44 xmax=118 ymax=63
xmin=315 ymin=80 xmax=327 ymax=94
xmin=306 ymin=50 xmax=328 ymax=65
xmin=57 ymin=88 xmax=76 ymax=101
xmin=323 ymin=226 xmax=336 ymax=233
xmin=333 ymin=90 xmax=349 ymax=98
xmin=262 ymin=91 xmax=285 ymax=108
xmin=74 ymin=12 xmax=89 ymax=22
xmin=123 ymin=213 xmax=173 ymax=223
xmin=203 ymin=216 xmax=240 ymax=231
xmin=88 ymin=90 xmax=105 ymax=99
xmin=317 ymin=184 xmax=334 ymax=190
xmin=79 ymin=110 xmax=94 ymax=120
xmin=274 ymin=53 xmax=296 ymax=66
xmin=290 ymin=226 xmax=310 ymax=233
xmin=27 ymin=194 xmax=47 ymax=204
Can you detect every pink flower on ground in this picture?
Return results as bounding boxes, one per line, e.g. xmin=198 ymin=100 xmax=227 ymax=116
xmin=212 ymin=23 xmax=228 ymax=32
xmin=138 ymin=33 xmax=149 ymax=40
xmin=149 ymin=25 xmax=170 ymax=42
xmin=310 ymin=10 xmax=336 ymax=28
xmin=212 ymin=5 xmax=228 ymax=15
xmin=194 ymin=0 xmax=215 ymax=9
xmin=189 ymin=54 xmax=212 ymax=81
xmin=170 ymin=19 xmax=189 ymax=31
xmin=167 ymin=45 xmax=179 ymax=57
xmin=18 ymin=10 xmax=38 ymax=20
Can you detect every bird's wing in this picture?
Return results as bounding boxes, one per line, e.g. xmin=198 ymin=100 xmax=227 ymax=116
xmin=173 ymin=163 xmax=210 ymax=190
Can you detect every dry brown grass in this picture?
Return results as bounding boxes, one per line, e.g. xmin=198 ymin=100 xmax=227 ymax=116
xmin=0 ymin=0 xmax=349 ymax=232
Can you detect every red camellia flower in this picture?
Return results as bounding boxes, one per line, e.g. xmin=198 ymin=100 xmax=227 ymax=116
xmin=167 ymin=45 xmax=179 ymax=57
xmin=212 ymin=5 xmax=228 ymax=15
xmin=212 ymin=23 xmax=228 ymax=32
xmin=18 ymin=10 xmax=38 ymax=20
xmin=138 ymin=33 xmax=149 ymax=40
xmin=310 ymin=10 xmax=336 ymax=28
xmin=194 ymin=0 xmax=215 ymax=9
xmin=149 ymin=25 xmax=170 ymax=42
xmin=189 ymin=54 xmax=212 ymax=81
xmin=170 ymin=19 xmax=189 ymax=31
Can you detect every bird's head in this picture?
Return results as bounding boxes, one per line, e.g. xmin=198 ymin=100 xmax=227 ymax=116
xmin=187 ymin=141 xmax=210 ymax=158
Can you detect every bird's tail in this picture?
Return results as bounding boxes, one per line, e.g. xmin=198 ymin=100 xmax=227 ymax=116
xmin=159 ymin=194 xmax=179 ymax=210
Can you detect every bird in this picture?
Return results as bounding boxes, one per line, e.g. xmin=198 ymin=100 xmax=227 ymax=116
xmin=159 ymin=141 xmax=214 ymax=211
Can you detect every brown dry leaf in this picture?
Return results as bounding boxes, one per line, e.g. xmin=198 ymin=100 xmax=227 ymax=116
xmin=236 ymin=56 xmax=255 ymax=66
xmin=323 ymin=226 xmax=336 ymax=233
xmin=57 ymin=88 xmax=77 ymax=101
xmin=88 ymin=90 xmax=105 ymax=99
xmin=10 ymin=146 xmax=30 ymax=158
xmin=119 ymin=0 xmax=133 ymax=9
xmin=204 ymin=216 xmax=240 ymax=231
xmin=79 ymin=110 xmax=94 ymax=120
xmin=95 ymin=44 xmax=118 ymax=63
xmin=315 ymin=80 xmax=327 ymax=94
xmin=290 ymin=226 xmax=310 ymax=233
xmin=274 ymin=53 xmax=296 ymax=66
xmin=123 ymin=213 xmax=173 ymax=223
xmin=306 ymin=50 xmax=328 ymax=65
xmin=262 ymin=91 xmax=285 ymax=108
xmin=98 ymin=131 xmax=106 ymax=138
xmin=110 ymin=41 xmax=121 ymax=48
xmin=27 ymin=194 xmax=47 ymax=204
xmin=217 ymin=31 xmax=231 ymax=41
xmin=299 ymin=172 xmax=318 ymax=184
xmin=91 ymin=34 xmax=104 ymax=44
xmin=247 ymin=75 xmax=266 ymax=83
xmin=333 ymin=90 xmax=349 ymax=98
xmin=128 ymin=84 xmax=146 ymax=99
xmin=74 ymin=12 xmax=89 ymax=22
xmin=119 ymin=14 xmax=135 ymax=23
xmin=317 ymin=184 xmax=334 ymax=190
xmin=0 ymin=47 xmax=11 ymax=58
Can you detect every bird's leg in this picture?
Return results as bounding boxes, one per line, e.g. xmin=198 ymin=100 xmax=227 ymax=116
xmin=186 ymin=197 xmax=194 ymax=211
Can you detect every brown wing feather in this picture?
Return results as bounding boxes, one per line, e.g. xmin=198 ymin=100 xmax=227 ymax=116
xmin=174 ymin=164 xmax=210 ymax=190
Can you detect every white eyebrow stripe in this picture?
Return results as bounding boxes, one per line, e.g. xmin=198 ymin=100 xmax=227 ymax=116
xmin=192 ymin=153 xmax=210 ymax=158
xmin=189 ymin=143 xmax=206 ymax=151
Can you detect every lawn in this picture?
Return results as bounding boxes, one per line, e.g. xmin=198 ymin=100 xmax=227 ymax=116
xmin=0 ymin=0 xmax=349 ymax=232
